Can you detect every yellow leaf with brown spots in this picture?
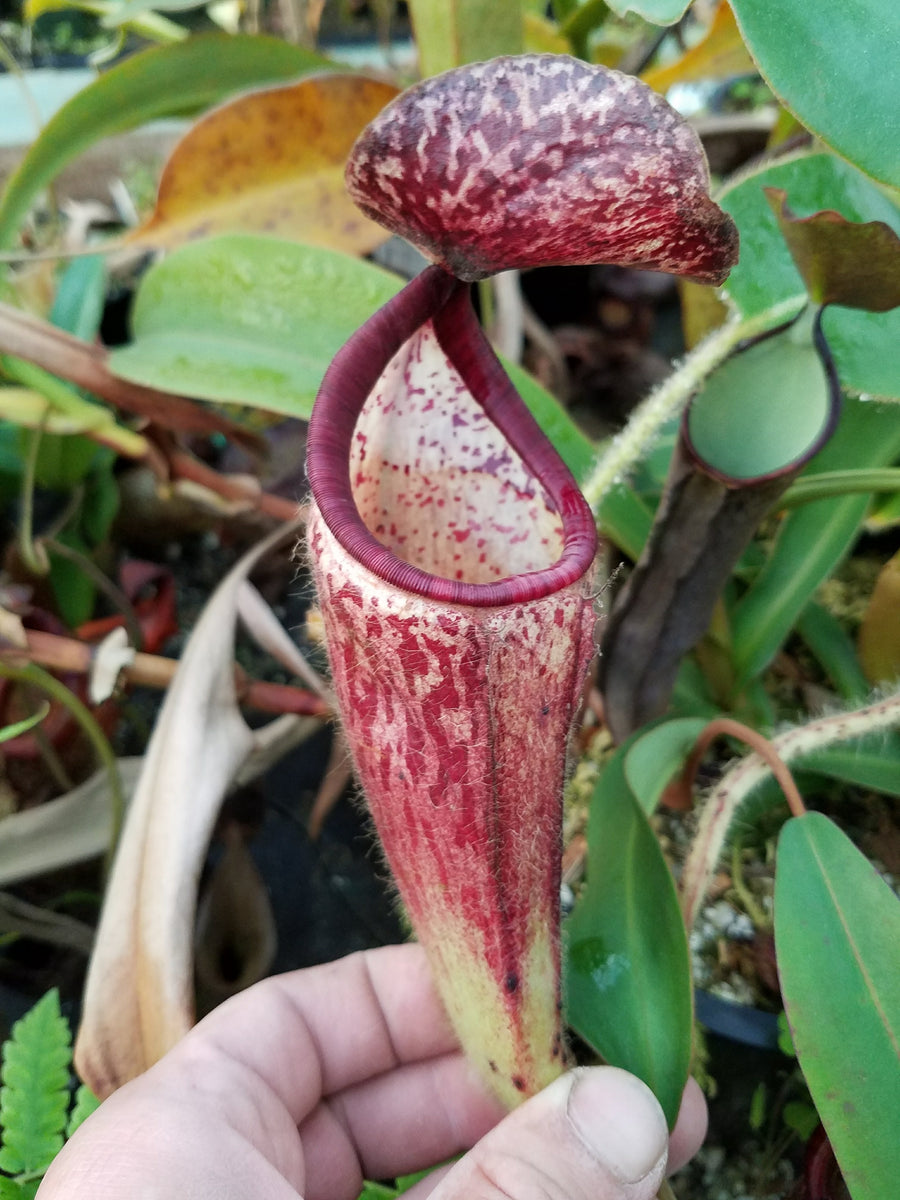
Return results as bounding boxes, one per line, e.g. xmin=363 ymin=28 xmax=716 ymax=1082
xmin=126 ymin=74 xmax=399 ymax=255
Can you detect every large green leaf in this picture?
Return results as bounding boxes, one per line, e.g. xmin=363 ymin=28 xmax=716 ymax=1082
xmin=0 ymin=34 xmax=333 ymax=248
xmin=596 ymin=481 xmax=654 ymax=561
xmin=564 ymin=739 xmax=692 ymax=1127
xmin=604 ymin=0 xmax=689 ymax=24
xmin=406 ymin=0 xmax=522 ymax=77
xmin=731 ymin=397 xmax=900 ymax=686
xmin=109 ymin=235 xmax=403 ymax=419
xmin=797 ymin=731 xmax=900 ymax=799
xmin=730 ymin=0 xmax=900 ymax=188
xmin=504 ymin=356 xmax=596 ymax=482
xmin=795 ymin=602 xmax=871 ymax=702
xmin=718 ymin=154 xmax=900 ymax=398
xmin=110 ymin=234 xmax=596 ymax=473
xmin=623 ymin=716 xmax=708 ymax=815
xmin=775 ymin=813 xmax=900 ymax=1200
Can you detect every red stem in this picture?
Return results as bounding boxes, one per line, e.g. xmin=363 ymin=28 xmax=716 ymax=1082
xmin=681 ymin=716 xmax=807 ymax=819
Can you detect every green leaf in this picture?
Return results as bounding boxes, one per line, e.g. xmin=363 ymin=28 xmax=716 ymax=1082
xmin=795 ymin=602 xmax=870 ymax=701
xmin=0 ymin=703 xmax=50 ymax=746
xmin=604 ymin=0 xmax=689 ymax=25
xmin=356 ymin=1185 xmax=397 ymax=1200
xmin=776 ymin=1010 xmax=795 ymax=1058
xmin=394 ymin=1167 xmax=436 ymax=1192
xmin=406 ymin=0 xmax=522 ymax=77
xmin=556 ymin=0 xmax=611 ymax=58
xmin=686 ymin=314 xmax=834 ymax=480
xmin=0 ymin=379 xmax=146 ymax=460
xmin=48 ymin=528 xmax=96 ymax=628
xmin=596 ymin=481 xmax=654 ymax=561
xmin=65 ymin=1085 xmax=100 ymax=1138
xmin=0 ymin=990 xmax=71 ymax=1175
xmin=503 ymin=356 xmax=595 ymax=483
xmin=731 ymin=397 xmax=900 ymax=686
xmin=730 ymin=0 xmax=900 ymax=188
xmin=797 ymin=731 xmax=900 ymax=799
xmin=0 ymin=1178 xmax=31 ymax=1199
xmin=109 ymin=235 xmax=403 ymax=419
xmin=775 ymin=813 xmax=900 ymax=1200
xmin=623 ymin=716 xmax=708 ymax=815
xmin=29 ymin=430 xmax=99 ymax=491
xmin=108 ymin=234 xmax=596 ymax=472
xmin=0 ymin=34 xmax=334 ymax=249
xmin=80 ymin=457 xmax=119 ymax=545
xmin=719 ymin=154 xmax=900 ymax=398
xmin=782 ymin=1101 xmax=819 ymax=1141
xmin=564 ymin=740 xmax=693 ymax=1127
xmin=49 ymin=256 xmax=107 ymax=341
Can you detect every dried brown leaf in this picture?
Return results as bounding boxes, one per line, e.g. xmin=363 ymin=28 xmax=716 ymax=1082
xmin=74 ymin=519 xmax=303 ymax=1098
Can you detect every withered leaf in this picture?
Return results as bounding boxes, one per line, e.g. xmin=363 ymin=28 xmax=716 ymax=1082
xmin=128 ymin=74 xmax=399 ymax=255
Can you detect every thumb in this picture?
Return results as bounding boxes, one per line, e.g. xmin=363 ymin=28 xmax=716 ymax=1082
xmin=430 ymin=1066 xmax=669 ymax=1200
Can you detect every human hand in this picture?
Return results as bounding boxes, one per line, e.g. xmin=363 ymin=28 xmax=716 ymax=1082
xmin=38 ymin=944 xmax=706 ymax=1200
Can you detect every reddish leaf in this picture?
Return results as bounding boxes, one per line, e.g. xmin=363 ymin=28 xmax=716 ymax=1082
xmin=765 ymin=187 xmax=900 ymax=312
xmin=346 ymin=54 xmax=738 ymax=283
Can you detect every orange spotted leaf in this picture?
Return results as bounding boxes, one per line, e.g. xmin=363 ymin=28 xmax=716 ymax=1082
xmin=127 ymin=74 xmax=399 ymax=254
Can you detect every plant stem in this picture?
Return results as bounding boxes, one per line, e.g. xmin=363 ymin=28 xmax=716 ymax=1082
xmin=10 ymin=625 xmax=332 ymax=717
xmin=18 ymin=419 xmax=50 ymax=576
xmin=0 ymin=661 xmax=125 ymax=863
xmin=684 ymin=717 xmax=808 ymax=820
xmin=656 ymin=1181 xmax=677 ymax=1200
xmin=44 ymin=536 xmax=144 ymax=649
xmin=731 ymin=837 xmax=772 ymax=931
xmin=778 ymin=467 xmax=900 ymax=508
xmin=680 ymin=687 xmax=900 ymax=930
xmin=32 ymin=722 xmax=75 ymax=793
xmin=0 ymin=299 xmax=249 ymax=442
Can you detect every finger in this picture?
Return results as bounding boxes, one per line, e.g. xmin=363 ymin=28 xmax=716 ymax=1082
xmin=298 ymin=1051 xmax=505 ymax=1200
xmin=418 ymin=1066 xmax=670 ymax=1200
xmin=172 ymin=943 xmax=457 ymax=1131
xmin=666 ymin=1076 xmax=708 ymax=1175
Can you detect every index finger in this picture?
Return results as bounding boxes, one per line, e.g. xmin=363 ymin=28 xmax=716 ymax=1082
xmin=166 ymin=943 xmax=458 ymax=1128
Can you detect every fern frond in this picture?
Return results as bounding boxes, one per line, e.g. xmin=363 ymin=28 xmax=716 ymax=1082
xmin=0 ymin=1176 xmax=30 ymax=1198
xmin=66 ymin=1085 xmax=100 ymax=1139
xmin=0 ymin=990 xmax=71 ymax=1176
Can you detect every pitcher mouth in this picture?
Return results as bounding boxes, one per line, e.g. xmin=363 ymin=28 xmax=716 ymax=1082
xmin=306 ymin=265 xmax=598 ymax=609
